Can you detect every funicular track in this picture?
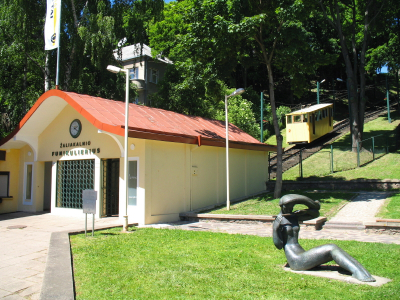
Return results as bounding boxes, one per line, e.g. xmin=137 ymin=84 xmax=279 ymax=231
xmin=268 ymin=105 xmax=396 ymax=179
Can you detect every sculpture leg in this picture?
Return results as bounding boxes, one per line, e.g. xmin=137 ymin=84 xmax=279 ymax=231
xmin=285 ymin=244 xmax=375 ymax=282
xmin=330 ymin=245 xmax=375 ymax=282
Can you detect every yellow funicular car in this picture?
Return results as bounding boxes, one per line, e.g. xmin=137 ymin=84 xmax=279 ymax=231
xmin=286 ymin=103 xmax=333 ymax=144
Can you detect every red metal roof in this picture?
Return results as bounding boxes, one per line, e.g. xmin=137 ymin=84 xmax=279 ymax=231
xmin=1 ymin=90 xmax=277 ymax=152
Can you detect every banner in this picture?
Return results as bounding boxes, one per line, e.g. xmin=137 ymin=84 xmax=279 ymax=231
xmin=44 ymin=0 xmax=61 ymax=50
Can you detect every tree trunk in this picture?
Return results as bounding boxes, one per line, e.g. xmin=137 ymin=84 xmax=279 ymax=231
xmin=266 ymin=62 xmax=282 ymax=199
xmin=45 ymin=52 xmax=51 ymax=91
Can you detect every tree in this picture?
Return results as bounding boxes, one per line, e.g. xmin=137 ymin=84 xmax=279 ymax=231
xmin=319 ymin=0 xmax=385 ymax=151
xmin=150 ymin=0 xmax=335 ymax=198
xmin=0 ymin=0 xmax=164 ymax=138
xmin=366 ymin=0 xmax=400 ymax=102
xmin=0 ymin=0 xmax=46 ymax=138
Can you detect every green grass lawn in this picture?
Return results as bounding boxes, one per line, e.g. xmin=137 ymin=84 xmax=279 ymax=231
xmin=71 ymin=228 xmax=400 ymax=300
xmin=202 ymin=191 xmax=354 ymax=220
xmin=377 ymin=192 xmax=400 ymax=219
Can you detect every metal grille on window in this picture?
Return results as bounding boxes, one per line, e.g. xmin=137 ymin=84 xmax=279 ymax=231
xmin=56 ymin=159 xmax=94 ymax=208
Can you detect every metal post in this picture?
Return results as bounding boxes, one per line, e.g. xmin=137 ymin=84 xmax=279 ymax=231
xmin=260 ymin=92 xmax=263 ymax=143
xmin=123 ymin=70 xmax=129 ymax=231
xmin=299 ymin=149 xmax=303 ymax=179
xmin=330 ymin=144 xmax=334 ymax=173
xmin=92 ymin=214 xmax=95 ymax=237
xmin=372 ymin=137 xmax=375 ymax=161
xmin=386 ymin=74 xmax=391 ymax=123
xmin=387 ymin=136 xmax=389 ymax=154
xmin=347 ymin=79 xmax=352 ymax=137
xmin=268 ymin=152 xmax=271 ymax=181
xmin=357 ymin=140 xmax=360 ymax=167
xmin=85 ymin=213 xmax=87 ymax=237
xmin=225 ymin=94 xmax=230 ymax=211
xmin=317 ymin=81 xmax=320 ymax=104
xmin=332 ymin=80 xmax=336 ymax=117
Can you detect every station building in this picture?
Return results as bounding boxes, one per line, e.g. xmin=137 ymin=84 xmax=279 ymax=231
xmin=0 ymin=89 xmax=276 ymax=225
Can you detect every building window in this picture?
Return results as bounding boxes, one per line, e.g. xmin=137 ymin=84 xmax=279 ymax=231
xmin=129 ymin=67 xmax=139 ymax=80
xmin=303 ymin=114 xmax=308 ymax=122
xmin=0 ymin=172 xmax=10 ymax=198
xmin=23 ymin=163 xmax=33 ymax=204
xmin=56 ymin=159 xmax=94 ymax=209
xmin=128 ymin=159 xmax=138 ymax=206
xmin=150 ymin=69 xmax=158 ymax=84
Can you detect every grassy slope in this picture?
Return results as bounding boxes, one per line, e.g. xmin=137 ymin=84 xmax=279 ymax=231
xmin=283 ymin=112 xmax=400 ymax=181
xmin=203 ymin=191 xmax=353 ymax=220
xmin=71 ymin=228 xmax=400 ymax=300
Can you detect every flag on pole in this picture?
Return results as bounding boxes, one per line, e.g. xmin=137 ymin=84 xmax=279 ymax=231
xmin=44 ymin=0 xmax=61 ymax=50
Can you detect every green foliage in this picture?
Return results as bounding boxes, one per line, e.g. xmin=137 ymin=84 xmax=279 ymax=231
xmin=214 ymin=88 xmax=260 ymax=139
xmin=0 ymin=0 xmax=46 ymax=138
xmin=0 ymin=0 xmax=164 ymax=138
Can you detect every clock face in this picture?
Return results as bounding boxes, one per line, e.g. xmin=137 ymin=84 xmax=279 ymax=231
xmin=69 ymin=119 xmax=82 ymax=138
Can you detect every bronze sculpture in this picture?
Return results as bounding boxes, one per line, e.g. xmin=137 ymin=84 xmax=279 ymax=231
xmin=273 ymin=194 xmax=375 ymax=282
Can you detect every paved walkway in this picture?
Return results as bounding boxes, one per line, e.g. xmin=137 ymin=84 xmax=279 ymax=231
xmin=0 ymin=192 xmax=399 ymax=299
xmin=0 ymin=213 xmax=121 ymax=300
xmin=329 ymin=192 xmax=389 ymax=223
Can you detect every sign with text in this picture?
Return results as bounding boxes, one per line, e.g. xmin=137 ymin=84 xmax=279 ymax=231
xmin=82 ymin=190 xmax=97 ymax=214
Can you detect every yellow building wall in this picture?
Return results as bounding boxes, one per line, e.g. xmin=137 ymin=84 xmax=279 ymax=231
xmin=38 ymin=105 xmax=122 ymax=161
xmin=37 ymin=104 xmax=123 ymax=217
xmin=144 ymin=140 xmax=189 ymax=224
xmin=246 ymin=150 xmax=268 ymax=194
xmin=0 ymin=149 xmax=20 ymax=213
xmin=191 ymin=146 xmax=222 ymax=210
xmin=143 ymin=140 xmax=269 ymax=224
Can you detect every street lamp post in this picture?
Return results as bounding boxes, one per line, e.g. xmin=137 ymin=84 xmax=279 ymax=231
xmin=317 ymin=79 xmax=325 ymax=104
xmin=107 ymin=65 xmax=130 ymax=232
xmin=225 ymin=88 xmax=245 ymax=211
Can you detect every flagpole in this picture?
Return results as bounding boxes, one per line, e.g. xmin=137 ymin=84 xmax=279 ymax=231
xmin=56 ymin=46 xmax=60 ymax=89
xmin=55 ymin=1 xmax=61 ymax=90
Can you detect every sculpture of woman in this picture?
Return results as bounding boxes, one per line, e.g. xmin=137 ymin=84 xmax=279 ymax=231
xmin=273 ymin=194 xmax=375 ymax=282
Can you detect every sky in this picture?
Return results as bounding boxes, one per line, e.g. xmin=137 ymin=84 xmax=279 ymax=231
xmin=377 ymin=65 xmax=389 ymax=74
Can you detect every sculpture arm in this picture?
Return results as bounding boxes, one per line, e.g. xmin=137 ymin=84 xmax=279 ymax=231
xmin=272 ymin=214 xmax=283 ymax=250
xmin=293 ymin=208 xmax=320 ymax=221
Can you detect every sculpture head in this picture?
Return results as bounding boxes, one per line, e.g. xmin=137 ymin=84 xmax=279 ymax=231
xmin=279 ymin=194 xmax=320 ymax=212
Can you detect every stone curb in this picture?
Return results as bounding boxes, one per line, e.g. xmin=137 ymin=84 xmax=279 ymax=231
xmin=266 ymin=180 xmax=400 ymax=191
xmin=39 ymin=232 xmax=74 ymax=300
xmin=39 ymin=223 xmax=137 ymax=300
xmin=179 ymin=212 xmax=400 ymax=231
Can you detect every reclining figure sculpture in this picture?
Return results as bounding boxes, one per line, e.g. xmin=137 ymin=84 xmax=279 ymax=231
xmin=273 ymin=194 xmax=375 ymax=282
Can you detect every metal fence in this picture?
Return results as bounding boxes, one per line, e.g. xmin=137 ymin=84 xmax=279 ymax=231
xmin=282 ymin=130 xmax=399 ymax=180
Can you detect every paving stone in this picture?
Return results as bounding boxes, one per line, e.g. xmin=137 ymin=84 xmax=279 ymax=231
xmin=0 ymin=290 xmax=11 ymax=298
xmin=1 ymin=279 xmax=35 ymax=294
xmin=16 ymin=283 xmax=41 ymax=298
